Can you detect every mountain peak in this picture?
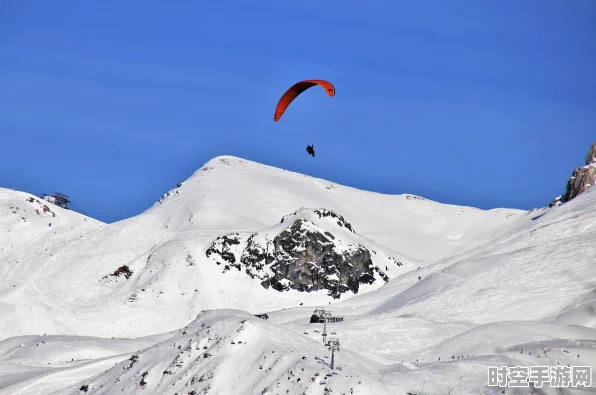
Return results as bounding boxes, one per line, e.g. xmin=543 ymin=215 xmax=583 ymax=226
xmin=150 ymin=155 xmax=526 ymax=262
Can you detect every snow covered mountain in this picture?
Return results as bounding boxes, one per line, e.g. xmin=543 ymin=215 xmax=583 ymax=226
xmin=152 ymin=156 xmax=530 ymax=263
xmin=0 ymin=156 xmax=531 ymax=341
xmin=1 ymin=155 xmax=594 ymax=394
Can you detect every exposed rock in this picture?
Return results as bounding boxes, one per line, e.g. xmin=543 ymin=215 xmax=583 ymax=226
xmin=548 ymin=195 xmax=562 ymax=208
xmin=205 ymin=233 xmax=242 ymax=271
xmin=267 ymin=218 xmax=375 ymax=298
xmin=550 ymin=142 xmax=596 ymax=206
xmin=156 ymin=189 xmax=180 ymax=204
xmin=563 ymin=166 xmax=596 ymax=202
xmin=205 ymin=209 xmax=402 ymax=298
xmin=585 ymin=142 xmax=596 ymax=165
xmin=280 ymin=208 xmax=355 ymax=233
xmin=101 ymin=265 xmax=134 ymax=283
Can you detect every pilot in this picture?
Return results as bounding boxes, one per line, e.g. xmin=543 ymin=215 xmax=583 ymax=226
xmin=306 ymin=144 xmax=315 ymax=157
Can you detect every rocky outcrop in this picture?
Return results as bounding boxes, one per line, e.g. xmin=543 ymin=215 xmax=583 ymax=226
xmin=280 ymin=208 xmax=355 ymax=233
xmin=266 ymin=218 xmax=377 ymax=298
xmin=585 ymin=143 xmax=596 ymax=166
xmin=550 ymin=142 xmax=596 ymax=206
xmin=205 ymin=233 xmax=242 ymax=272
xmin=548 ymin=195 xmax=562 ymax=208
xmin=563 ymin=166 xmax=596 ymax=202
xmin=205 ymin=208 xmax=403 ymax=298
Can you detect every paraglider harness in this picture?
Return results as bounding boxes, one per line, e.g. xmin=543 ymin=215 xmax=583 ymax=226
xmin=306 ymin=144 xmax=315 ymax=157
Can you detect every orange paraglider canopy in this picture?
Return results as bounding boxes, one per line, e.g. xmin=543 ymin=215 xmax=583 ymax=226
xmin=273 ymin=79 xmax=335 ymax=122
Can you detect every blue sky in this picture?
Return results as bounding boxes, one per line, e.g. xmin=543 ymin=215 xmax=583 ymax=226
xmin=1 ymin=1 xmax=595 ymax=223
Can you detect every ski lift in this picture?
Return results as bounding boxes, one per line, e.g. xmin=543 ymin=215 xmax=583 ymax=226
xmin=303 ymin=331 xmax=309 ymax=335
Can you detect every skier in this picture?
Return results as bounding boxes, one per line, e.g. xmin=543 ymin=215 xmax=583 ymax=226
xmin=306 ymin=144 xmax=315 ymax=157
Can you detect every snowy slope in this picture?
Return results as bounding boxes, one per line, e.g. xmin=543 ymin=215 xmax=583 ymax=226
xmin=258 ymin=186 xmax=596 ymax=394
xmin=0 ymin=331 xmax=173 ymax=395
xmin=152 ymin=156 xmax=531 ymax=262
xmin=0 ymin=156 xmax=531 ymax=341
xmin=54 ymin=310 xmax=394 ymax=395
xmin=0 ymin=188 xmax=105 ymax=338
xmin=267 ymin=185 xmax=596 ymax=363
xmin=2 ymin=157 xmax=594 ymax=394
xmin=1 ymin=206 xmax=412 ymax=340
xmin=0 ymin=188 xmax=104 ymax=292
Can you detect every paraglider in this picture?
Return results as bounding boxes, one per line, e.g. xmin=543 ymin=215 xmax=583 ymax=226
xmin=273 ymin=79 xmax=335 ymax=157
xmin=273 ymin=80 xmax=335 ymax=123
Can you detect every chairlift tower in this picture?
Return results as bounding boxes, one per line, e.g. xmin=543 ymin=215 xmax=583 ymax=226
xmin=310 ymin=308 xmax=344 ymax=324
xmin=321 ymin=311 xmax=332 ymax=344
xmin=327 ymin=338 xmax=340 ymax=369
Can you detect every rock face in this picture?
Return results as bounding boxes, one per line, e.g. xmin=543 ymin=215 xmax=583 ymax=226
xmin=550 ymin=143 xmax=596 ymax=207
xmin=267 ymin=218 xmax=377 ymax=296
xmin=563 ymin=166 xmax=596 ymax=202
xmin=562 ymin=143 xmax=596 ymax=204
xmin=205 ymin=208 xmax=403 ymax=299
xmin=280 ymin=208 xmax=355 ymax=233
xmin=585 ymin=143 xmax=596 ymax=166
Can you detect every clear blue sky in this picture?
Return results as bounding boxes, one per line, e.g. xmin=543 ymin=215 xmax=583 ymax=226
xmin=1 ymin=1 xmax=595 ymax=223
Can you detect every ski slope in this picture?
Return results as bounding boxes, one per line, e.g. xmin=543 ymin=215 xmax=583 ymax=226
xmin=269 ymin=185 xmax=596 ymax=367
xmin=1 ymin=156 xmax=594 ymax=394
xmin=0 ymin=156 xmax=532 ymax=341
